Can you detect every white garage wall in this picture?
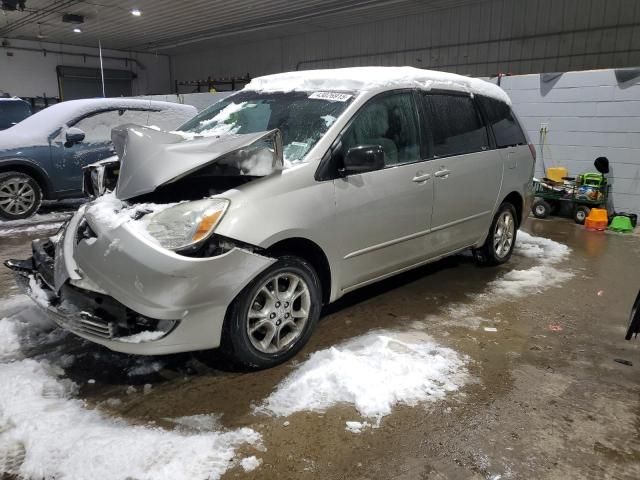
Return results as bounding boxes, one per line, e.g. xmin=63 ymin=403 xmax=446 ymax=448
xmin=0 ymin=39 xmax=171 ymax=98
xmin=497 ymin=69 xmax=640 ymax=215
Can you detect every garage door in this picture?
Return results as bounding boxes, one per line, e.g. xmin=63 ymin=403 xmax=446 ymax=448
xmin=57 ymin=66 xmax=135 ymax=100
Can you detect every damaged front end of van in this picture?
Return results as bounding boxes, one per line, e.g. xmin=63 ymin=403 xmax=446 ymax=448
xmin=5 ymin=124 xmax=284 ymax=354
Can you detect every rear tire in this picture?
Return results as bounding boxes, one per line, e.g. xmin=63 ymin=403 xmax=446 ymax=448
xmin=532 ymin=199 xmax=551 ymax=219
xmin=220 ymin=255 xmax=322 ymax=369
xmin=0 ymin=171 xmax=43 ymax=220
xmin=574 ymin=205 xmax=590 ymax=225
xmin=474 ymin=202 xmax=518 ymax=266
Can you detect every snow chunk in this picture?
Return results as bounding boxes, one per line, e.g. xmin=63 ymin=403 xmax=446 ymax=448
xmin=28 ymin=275 xmax=51 ymax=308
xmin=245 ymin=67 xmax=510 ymax=104
xmin=0 ymin=317 xmax=21 ymax=361
xmin=83 ymin=191 xmax=177 ymax=236
xmin=256 ymin=331 xmax=468 ymax=420
xmin=118 ymin=330 xmax=165 ymax=344
xmin=345 ymin=420 xmax=375 ymax=434
xmin=240 ymin=456 xmax=262 ymax=472
xmin=0 ymin=358 xmax=261 ymax=480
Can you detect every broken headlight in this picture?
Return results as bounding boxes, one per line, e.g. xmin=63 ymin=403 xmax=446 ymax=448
xmin=143 ymin=198 xmax=229 ymax=251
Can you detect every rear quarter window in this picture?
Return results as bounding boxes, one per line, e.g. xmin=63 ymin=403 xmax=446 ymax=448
xmin=477 ymin=96 xmax=526 ymax=148
xmin=422 ymin=94 xmax=488 ymax=157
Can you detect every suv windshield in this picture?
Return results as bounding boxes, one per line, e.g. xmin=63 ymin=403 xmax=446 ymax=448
xmin=178 ymin=91 xmax=354 ymax=165
xmin=0 ymin=100 xmax=32 ymax=130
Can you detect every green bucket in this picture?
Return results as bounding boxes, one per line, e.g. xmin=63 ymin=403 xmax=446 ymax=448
xmin=609 ymin=215 xmax=635 ymax=233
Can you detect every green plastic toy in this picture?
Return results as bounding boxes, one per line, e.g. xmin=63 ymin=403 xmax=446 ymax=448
xmin=609 ymin=215 xmax=635 ymax=233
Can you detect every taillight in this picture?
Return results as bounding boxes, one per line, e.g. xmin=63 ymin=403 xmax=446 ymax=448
xmin=528 ymin=143 xmax=537 ymax=161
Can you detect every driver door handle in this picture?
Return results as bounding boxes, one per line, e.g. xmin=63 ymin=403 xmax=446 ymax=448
xmin=412 ymin=172 xmax=432 ymax=183
xmin=434 ymin=168 xmax=451 ymax=178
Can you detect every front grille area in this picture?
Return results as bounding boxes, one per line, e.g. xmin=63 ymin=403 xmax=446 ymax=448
xmin=48 ymin=307 xmax=115 ymax=339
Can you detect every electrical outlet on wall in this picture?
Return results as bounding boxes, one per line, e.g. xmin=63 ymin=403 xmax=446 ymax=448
xmin=540 ymin=122 xmax=549 ymax=133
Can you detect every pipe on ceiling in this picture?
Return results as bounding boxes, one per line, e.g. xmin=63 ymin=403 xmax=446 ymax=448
xmin=0 ymin=44 xmax=146 ymax=69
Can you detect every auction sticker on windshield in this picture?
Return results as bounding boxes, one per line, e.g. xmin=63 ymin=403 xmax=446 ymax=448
xmin=308 ymin=92 xmax=353 ymax=102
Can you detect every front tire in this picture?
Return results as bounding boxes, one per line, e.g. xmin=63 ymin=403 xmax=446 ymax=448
xmin=474 ymin=202 xmax=518 ymax=266
xmin=0 ymin=171 xmax=43 ymax=220
xmin=220 ymin=255 xmax=322 ymax=369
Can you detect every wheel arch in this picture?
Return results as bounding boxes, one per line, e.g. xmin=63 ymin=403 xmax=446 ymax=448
xmin=264 ymin=237 xmax=332 ymax=305
xmin=502 ymin=191 xmax=524 ymax=227
xmin=0 ymin=159 xmax=53 ymax=199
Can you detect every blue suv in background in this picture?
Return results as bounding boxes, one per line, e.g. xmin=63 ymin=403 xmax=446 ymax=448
xmin=0 ymin=98 xmax=196 ymax=219
xmin=0 ymin=97 xmax=32 ymax=131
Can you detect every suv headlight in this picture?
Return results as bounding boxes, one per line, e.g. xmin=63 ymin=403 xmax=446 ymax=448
xmin=143 ymin=198 xmax=229 ymax=251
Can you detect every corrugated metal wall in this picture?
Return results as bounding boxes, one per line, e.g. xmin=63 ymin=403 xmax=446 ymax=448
xmin=171 ymin=0 xmax=640 ymax=81
xmin=498 ymin=69 xmax=640 ymax=215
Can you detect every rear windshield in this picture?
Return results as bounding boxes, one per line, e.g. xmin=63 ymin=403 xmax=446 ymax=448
xmin=178 ymin=91 xmax=354 ymax=166
xmin=0 ymin=101 xmax=32 ymax=129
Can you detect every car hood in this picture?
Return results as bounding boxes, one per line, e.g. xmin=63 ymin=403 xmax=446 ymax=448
xmin=111 ymin=124 xmax=284 ymax=201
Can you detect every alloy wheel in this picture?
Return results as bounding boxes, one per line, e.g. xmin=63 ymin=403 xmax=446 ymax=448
xmin=493 ymin=210 xmax=515 ymax=259
xmin=246 ymin=272 xmax=311 ymax=354
xmin=0 ymin=177 xmax=37 ymax=216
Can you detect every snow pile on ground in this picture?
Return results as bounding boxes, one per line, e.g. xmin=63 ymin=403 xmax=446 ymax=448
xmin=425 ymin=231 xmax=573 ymax=330
xmin=0 ymin=305 xmax=262 ymax=480
xmin=245 ymin=66 xmax=510 ymax=104
xmin=487 ymin=231 xmax=572 ymax=298
xmin=256 ymin=331 xmax=468 ymax=423
xmin=513 ymin=231 xmax=570 ymax=263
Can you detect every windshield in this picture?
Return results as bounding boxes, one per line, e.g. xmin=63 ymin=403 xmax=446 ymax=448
xmin=178 ymin=91 xmax=354 ymax=165
xmin=0 ymin=101 xmax=32 ymax=129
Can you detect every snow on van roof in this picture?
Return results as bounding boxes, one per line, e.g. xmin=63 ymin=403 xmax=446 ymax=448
xmin=245 ymin=66 xmax=510 ymax=104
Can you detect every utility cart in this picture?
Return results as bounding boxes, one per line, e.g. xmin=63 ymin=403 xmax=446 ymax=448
xmin=531 ymin=158 xmax=610 ymax=224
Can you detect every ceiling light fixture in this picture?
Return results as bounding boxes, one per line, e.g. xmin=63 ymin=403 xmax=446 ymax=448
xmin=131 ymin=8 xmax=141 ymax=16
xmin=73 ymin=27 xmax=82 ymax=33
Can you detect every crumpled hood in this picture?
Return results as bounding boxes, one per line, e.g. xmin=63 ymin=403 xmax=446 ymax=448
xmin=111 ymin=124 xmax=283 ymax=200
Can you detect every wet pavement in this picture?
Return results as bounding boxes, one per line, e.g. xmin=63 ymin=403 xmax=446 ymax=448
xmin=0 ymin=212 xmax=639 ymax=479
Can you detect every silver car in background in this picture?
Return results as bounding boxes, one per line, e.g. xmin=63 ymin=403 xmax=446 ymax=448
xmin=7 ymin=67 xmax=535 ymax=369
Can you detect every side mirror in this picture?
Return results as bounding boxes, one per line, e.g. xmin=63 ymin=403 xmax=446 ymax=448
xmin=340 ymin=145 xmax=385 ymax=176
xmin=65 ymin=127 xmax=86 ymax=146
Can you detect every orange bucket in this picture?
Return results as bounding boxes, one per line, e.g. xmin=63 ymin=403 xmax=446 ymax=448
xmin=585 ymin=208 xmax=608 ymax=231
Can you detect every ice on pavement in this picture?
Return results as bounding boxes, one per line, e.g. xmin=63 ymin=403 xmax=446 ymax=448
xmin=0 ymin=305 xmax=262 ymax=480
xmin=428 ymin=231 xmax=573 ymax=330
xmin=256 ymin=330 xmax=468 ymax=421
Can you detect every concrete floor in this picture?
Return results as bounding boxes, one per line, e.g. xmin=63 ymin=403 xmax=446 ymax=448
xmin=0 ymin=214 xmax=639 ymax=479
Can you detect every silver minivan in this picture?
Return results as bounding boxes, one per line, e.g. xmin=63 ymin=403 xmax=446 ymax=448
xmin=7 ymin=67 xmax=535 ymax=368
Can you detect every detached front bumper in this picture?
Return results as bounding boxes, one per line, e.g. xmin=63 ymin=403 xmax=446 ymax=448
xmin=6 ymin=209 xmax=275 ymax=355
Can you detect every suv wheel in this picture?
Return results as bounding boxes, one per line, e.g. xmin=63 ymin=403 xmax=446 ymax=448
xmin=0 ymin=172 xmax=43 ymax=220
xmin=474 ymin=202 xmax=518 ymax=266
xmin=221 ymin=255 xmax=322 ymax=369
